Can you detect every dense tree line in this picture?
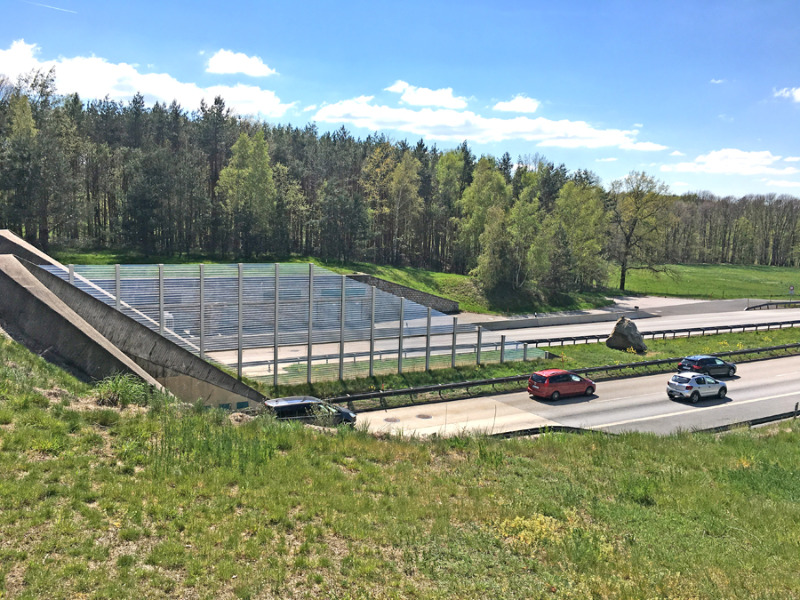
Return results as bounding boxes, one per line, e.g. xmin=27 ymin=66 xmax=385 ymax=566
xmin=2 ymin=69 xmax=800 ymax=294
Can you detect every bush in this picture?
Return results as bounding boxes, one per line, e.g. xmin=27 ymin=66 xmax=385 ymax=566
xmin=94 ymin=374 xmax=152 ymax=408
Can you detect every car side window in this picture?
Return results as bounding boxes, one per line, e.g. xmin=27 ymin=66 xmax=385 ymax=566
xmin=695 ymin=377 xmax=706 ymax=385
xmin=570 ymin=375 xmax=581 ymax=382
xmin=706 ymin=377 xmax=717 ymax=384
xmin=715 ymin=359 xmax=724 ymax=365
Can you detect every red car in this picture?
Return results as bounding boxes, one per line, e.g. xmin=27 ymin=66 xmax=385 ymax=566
xmin=527 ymin=369 xmax=595 ymax=401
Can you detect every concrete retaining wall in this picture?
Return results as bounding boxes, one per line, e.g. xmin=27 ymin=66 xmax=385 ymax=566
xmin=347 ymin=274 xmax=459 ymax=314
xmin=478 ymin=310 xmax=650 ymax=331
xmin=22 ymin=259 xmax=265 ymax=410
xmin=0 ymin=255 xmax=162 ymax=387
xmin=0 ymin=230 xmax=63 ymax=267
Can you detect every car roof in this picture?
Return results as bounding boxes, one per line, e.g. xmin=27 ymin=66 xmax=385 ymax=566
xmin=534 ymin=369 xmax=571 ymax=376
xmin=265 ymin=396 xmax=322 ymax=408
xmin=675 ymin=371 xmax=704 ymax=378
xmin=683 ymin=355 xmax=712 ymax=360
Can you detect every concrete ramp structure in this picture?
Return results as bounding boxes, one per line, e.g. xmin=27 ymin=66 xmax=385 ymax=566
xmin=0 ymin=230 xmax=266 ymax=410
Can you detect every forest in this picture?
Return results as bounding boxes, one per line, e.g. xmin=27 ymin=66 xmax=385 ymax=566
xmin=1 ymin=69 xmax=799 ymax=293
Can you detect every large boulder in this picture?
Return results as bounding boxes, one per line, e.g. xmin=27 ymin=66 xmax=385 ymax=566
xmin=605 ymin=317 xmax=647 ymax=353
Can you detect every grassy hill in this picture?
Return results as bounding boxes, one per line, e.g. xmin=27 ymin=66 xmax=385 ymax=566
xmin=2 ymin=332 xmax=800 ymax=598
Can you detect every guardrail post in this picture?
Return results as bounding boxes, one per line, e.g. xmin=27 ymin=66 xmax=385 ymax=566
xmin=115 ymin=264 xmax=121 ymax=311
xmin=425 ymin=307 xmax=431 ymax=371
xmin=500 ymin=334 xmax=506 ymax=363
xmin=523 ymin=342 xmax=528 ymax=361
xmin=68 ymin=264 xmax=74 ymax=285
xmin=398 ymin=297 xmax=405 ymax=374
xmin=274 ymin=263 xmax=280 ymax=388
xmin=451 ymin=316 xmax=457 ymax=368
xmin=476 ymin=326 xmax=483 ymax=365
xmin=158 ymin=264 xmax=164 ymax=336
xmin=369 ymin=285 xmax=376 ymax=377
xmin=307 ymin=263 xmax=314 ymax=384
xmin=237 ymin=263 xmax=243 ymax=380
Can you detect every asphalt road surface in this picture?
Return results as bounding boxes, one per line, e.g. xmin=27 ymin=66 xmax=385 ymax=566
xmin=362 ymin=354 xmax=800 ymax=437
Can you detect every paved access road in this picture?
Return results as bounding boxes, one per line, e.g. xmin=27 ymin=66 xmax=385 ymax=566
xmin=362 ymin=354 xmax=800 ymax=437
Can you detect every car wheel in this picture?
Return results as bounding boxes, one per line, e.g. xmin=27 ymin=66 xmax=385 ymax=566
xmin=689 ymin=391 xmax=700 ymax=404
xmin=727 ymin=366 xmax=735 ymax=377
xmin=585 ymin=386 xmax=594 ymax=396
xmin=550 ymin=390 xmax=561 ymax=401
xmin=718 ymin=387 xmax=727 ymax=399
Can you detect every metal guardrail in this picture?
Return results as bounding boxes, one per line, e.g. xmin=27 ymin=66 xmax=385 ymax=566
xmin=327 ymin=342 xmax=800 ymax=411
xmin=522 ymin=320 xmax=800 ymax=347
xmin=745 ymin=301 xmax=800 ymax=311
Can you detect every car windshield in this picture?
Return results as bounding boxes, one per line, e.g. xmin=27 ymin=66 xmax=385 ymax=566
xmin=530 ymin=373 xmax=547 ymax=383
xmin=672 ymin=375 xmax=691 ymax=384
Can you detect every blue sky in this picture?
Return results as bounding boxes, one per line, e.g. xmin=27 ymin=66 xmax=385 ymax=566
xmin=2 ymin=0 xmax=800 ymax=197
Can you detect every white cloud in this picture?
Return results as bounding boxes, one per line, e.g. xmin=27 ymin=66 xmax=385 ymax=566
xmin=661 ymin=148 xmax=799 ymax=176
xmin=206 ymin=49 xmax=276 ymax=77
xmin=493 ymin=94 xmax=540 ymax=113
xmin=303 ymin=104 xmax=317 ymax=112
xmin=0 ymin=39 xmax=294 ymax=117
xmin=670 ymin=150 xmax=686 ymax=156
xmin=385 ymin=80 xmax=468 ymax=109
xmin=785 ymin=156 xmax=800 ymax=162
xmin=765 ymin=179 xmax=800 ymax=188
xmin=775 ymin=87 xmax=800 ymax=102
xmin=633 ymin=123 xmax=644 ymax=128
xmin=710 ymin=78 xmax=725 ymax=84
xmin=313 ymin=95 xmax=667 ymax=150
xmin=596 ymin=157 xmax=617 ymax=162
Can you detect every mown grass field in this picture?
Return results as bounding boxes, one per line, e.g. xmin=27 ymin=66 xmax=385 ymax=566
xmin=610 ymin=263 xmax=800 ymax=300
xmin=3 ymin=327 xmax=800 ymax=599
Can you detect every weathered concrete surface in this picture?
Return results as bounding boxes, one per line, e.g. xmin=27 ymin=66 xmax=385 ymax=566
xmin=0 ymin=230 xmax=64 ymax=267
xmin=22 ymin=258 xmax=265 ymax=409
xmin=0 ymin=254 xmax=162 ymax=387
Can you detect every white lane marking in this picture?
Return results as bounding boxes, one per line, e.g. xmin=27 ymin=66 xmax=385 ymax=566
xmin=595 ymin=391 xmax=800 ymax=429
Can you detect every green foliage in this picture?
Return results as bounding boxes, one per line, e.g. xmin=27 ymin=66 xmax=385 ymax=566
xmin=94 ymin=373 xmax=153 ymax=407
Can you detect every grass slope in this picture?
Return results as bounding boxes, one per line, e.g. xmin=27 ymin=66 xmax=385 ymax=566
xmin=2 ymin=334 xmax=800 ymax=598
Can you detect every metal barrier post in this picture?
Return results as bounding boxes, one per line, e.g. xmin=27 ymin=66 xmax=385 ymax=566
xmin=477 ymin=326 xmax=483 ymax=365
xmin=425 ymin=307 xmax=431 ymax=371
xmin=158 ymin=264 xmax=164 ymax=336
xmin=524 ymin=342 xmax=528 ymax=361
xmin=500 ymin=334 xmax=506 ymax=363
xmin=398 ymin=297 xmax=405 ymax=374
xmin=199 ymin=264 xmax=205 ymax=360
xmin=369 ymin=286 xmax=376 ymax=377
xmin=339 ymin=275 xmax=345 ymax=381
xmin=274 ymin=263 xmax=280 ymax=388
xmin=114 ymin=264 xmax=121 ymax=311
xmin=68 ymin=264 xmax=74 ymax=285
xmin=237 ymin=263 xmax=243 ymax=380
xmin=451 ymin=316 xmax=457 ymax=368
xmin=307 ymin=263 xmax=313 ymax=384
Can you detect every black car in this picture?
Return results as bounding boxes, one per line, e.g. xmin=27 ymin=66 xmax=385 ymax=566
xmin=676 ymin=355 xmax=736 ymax=377
xmin=265 ymin=396 xmax=356 ymax=426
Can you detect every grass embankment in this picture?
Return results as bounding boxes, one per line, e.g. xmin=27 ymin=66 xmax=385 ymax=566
xmin=260 ymin=327 xmax=800 ymax=405
xmin=2 ymin=334 xmax=800 ymax=599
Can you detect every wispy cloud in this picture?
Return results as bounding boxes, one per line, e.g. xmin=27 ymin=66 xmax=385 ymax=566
xmin=23 ymin=1 xmax=77 ymax=14
xmin=710 ymin=78 xmax=725 ymax=84
xmin=596 ymin=157 xmax=617 ymax=162
xmin=785 ymin=156 xmax=800 ymax=162
xmin=206 ymin=49 xmax=276 ymax=77
xmin=493 ymin=94 xmax=540 ymax=114
xmin=385 ymin=80 xmax=467 ymax=109
xmin=662 ymin=148 xmax=799 ymax=176
xmin=0 ymin=40 xmax=293 ymax=117
xmin=314 ymin=93 xmax=667 ymax=150
xmin=775 ymin=87 xmax=800 ymax=102
xmin=765 ymin=179 xmax=800 ymax=188
xmin=670 ymin=150 xmax=685 ymax=157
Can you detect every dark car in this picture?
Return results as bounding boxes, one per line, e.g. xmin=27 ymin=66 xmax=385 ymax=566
xmin=265 ymin=396 xmax=356 ymax=426
xmin=676 ymin=355 xmax=736 ymax=377
xmin=527 ymin=369 xmax=595 ymax=401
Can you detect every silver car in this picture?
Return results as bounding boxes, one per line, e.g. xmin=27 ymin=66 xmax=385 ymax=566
xmin=666 ymin=372 xmax=727 ymax=403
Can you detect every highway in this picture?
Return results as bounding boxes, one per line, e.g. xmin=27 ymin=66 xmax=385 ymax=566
xmin=361 ymin=354 xmax=800 ymax=437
